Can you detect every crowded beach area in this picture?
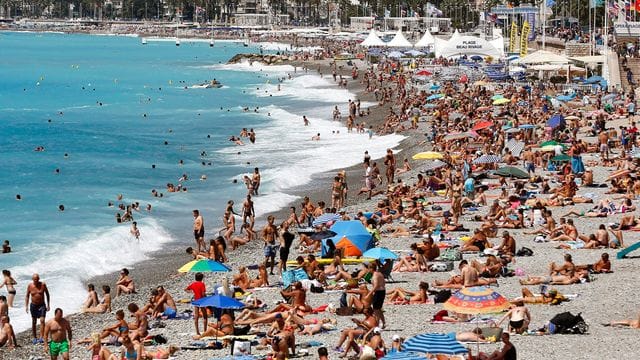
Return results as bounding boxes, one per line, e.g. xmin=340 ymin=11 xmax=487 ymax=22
xmin=3 ymin=7 xmax=640 ymax=360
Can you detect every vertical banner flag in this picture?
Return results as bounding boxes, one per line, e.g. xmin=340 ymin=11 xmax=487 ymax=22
xmin=510 ymin=20 xmax=518 ymax=53
xmin=527 ymin=12 xmax=536 ymax=41
xmin=520 ymin=20 xmax=530 ymax=58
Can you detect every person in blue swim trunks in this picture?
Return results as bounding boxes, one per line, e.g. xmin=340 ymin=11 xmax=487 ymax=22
xmin=154 ymin=286 xmax=177 ymax=319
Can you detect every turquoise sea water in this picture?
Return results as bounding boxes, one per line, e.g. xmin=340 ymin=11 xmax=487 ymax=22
xmin=0 ymin=31 xmax=404 ymax=331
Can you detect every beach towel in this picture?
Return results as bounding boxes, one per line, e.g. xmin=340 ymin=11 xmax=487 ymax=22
xmin=282 ymin=268 xmax=309 ymax=288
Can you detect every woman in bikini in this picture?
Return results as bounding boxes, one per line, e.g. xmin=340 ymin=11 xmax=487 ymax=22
xmin=119 ymin=334 xmax=144 ymax=360
xmin=386 ymin=282 xmax=430 ymax=304
xmin=84 ymin=285 xmax=112 ymax=314
xmin=0 ymin=270 xmax=17 ymax=307
xmin=248 ymin=264 xmax=269 ymax=288
xmin=193 ymin=310 xmax=235 ymax=339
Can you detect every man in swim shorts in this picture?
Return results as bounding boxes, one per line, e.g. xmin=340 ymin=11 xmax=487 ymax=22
xmin=193 ymin=210 xmax=205 ymax=253
xmin=26 ymin=273 xmax=50 ymax=343
xmin=43 ymin=308 xmax=72 ymax=360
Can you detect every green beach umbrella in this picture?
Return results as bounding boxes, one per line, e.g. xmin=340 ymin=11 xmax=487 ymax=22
xmin=495 ymin=166 xmax=529 ymax=179
xmin=178 ymin=259 xmax=231 ymax=273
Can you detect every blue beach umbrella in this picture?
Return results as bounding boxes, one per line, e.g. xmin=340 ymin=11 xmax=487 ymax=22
xmin=402 ymin=333 xmax=468 ymax=355
xmin=382 ymin=351 xmax=426 ymax=360
xmin=547 ymin=114 xmax=565 ymax=128
xmin=427 ymin=94 xmax=444 ymax=101
xmin=192 ymin=294 xmax=245 ymax=309
xmin=491 ymin=94 xmax=504 ymax=100
xmin=363 ymin=247 xmax=398 ymax=260
xmin=312 ymin=213 xmax=341 ymax=227
xmin=519 ymin=124 xmax=536 ymax=129
xmin=388 ymin=51 xmax=404 ymax=58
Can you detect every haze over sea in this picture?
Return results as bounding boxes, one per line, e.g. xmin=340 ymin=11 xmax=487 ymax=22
xmin=0 ymin=31 xmax=403 ymax=332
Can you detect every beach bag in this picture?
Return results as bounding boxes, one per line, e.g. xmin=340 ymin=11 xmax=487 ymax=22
xmin=432 ymin=290 xmax=452 ymax=303
xmin=549 ymin=312 xmax=588 ymax=334
xmin=231 ymin=340 xmax=251 ymax=355
xmin=336 ymin=307 xmax=354 ymax=316
xmin=516 ymin=247 xmax=534 ymax=257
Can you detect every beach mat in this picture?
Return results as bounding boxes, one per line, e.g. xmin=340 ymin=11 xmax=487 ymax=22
xmin=617 ymin=241 xmax=640 ymax=259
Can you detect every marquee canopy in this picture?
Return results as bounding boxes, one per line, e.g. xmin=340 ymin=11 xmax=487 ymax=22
xmin=435 ymin=35 xmax=503 ymax=59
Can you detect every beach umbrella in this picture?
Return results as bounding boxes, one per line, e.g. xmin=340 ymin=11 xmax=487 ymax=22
xmin=472 ymin=121 xmax=493 ymax=131
xmin=473 ymin=154 xmax=501 ymax=164
xmin=178 ymin=259 xmax=231 ymax=273
xmin=601 ymin=93 xmax=616 ymax=102
xmin=518 ymin=124 xmax=536 ymax=129
xmin=540 ymin=145 xmax=560 ymax=152
xmin=422 ymin=159 xmax=448 ymax=171
xmin=505 ymin=127 xmax=521 ymax=134
xmin=192 ymin=294 xmax=245 ymax=309
xmin=564 ymin=115 xmax=580 ymax=121
xmin=388 ymin=51 xmax=404 ymax=58
xmin=495 ymin=166 xmax=529 ymax=179
xmin=473 ymin=80 xmax=487 ymax=86
xmin=363 ymin=247 xmax=398 ymax=260
xmin=427 ymin=93 xmax=444 ymax=101
xmin=329 ymin=220 xmax=374 ymax=257
xmin=402 ymin=333 xmax=468 ymax=356
xmin=470 ymin=55 xmax=483 ymax=61
xmin=547 ymin=114 xmax=565 ymax=128
xmin=412 ymin=151 xmax=443 ymax=160
xmin=312 ymin=213 xmax=341 ymax=227
xmin=491 ymin=94 xmax=504 ymax=100
xmin=505 ymin=139 xmax=525 ymax=156
xmin=310 ymin=230 xmax=337 ymax=241
xmin=476 ymin=106 xmax=491 ymax=112
xmin=493 ymin=98 xmax=510 ymax=105
xmin=444 ymin=286 xmax=510 ymax=315
xmin=429 ymin=84 xmax=440 ymax=91
xmin=443 ymin=132 xmax=475 ymax=141
xmin=382 ymin=351 xmax=426 ymax=360
xmin=459 ymin=74 xmax=469 ymax=84
xmin=551 ymin=154 xmax=571 ymax=162
xmin=517 ymin=101 xmax=529 ymax=106
xmin=416 ymin=69 xmax=433 ymax=76
xmin=405 ymin=49 xmax=425 ymax=57
xmin=540 ymin=140 xmax=560 ymax=147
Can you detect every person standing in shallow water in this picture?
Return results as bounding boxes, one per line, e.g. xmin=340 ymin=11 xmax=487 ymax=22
xmin=252 ymin=168 xmax=261 ymax=196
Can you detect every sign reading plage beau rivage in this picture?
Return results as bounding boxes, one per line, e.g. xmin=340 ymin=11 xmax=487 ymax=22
xmin=614 ymin=21 xmax=640 ymax=36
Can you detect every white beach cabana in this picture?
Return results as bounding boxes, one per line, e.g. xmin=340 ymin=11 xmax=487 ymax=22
xmin=360 ymin=29 xmax=386 ymax=47
xmin=386 ymin=29 xmax=412 ymax=48
xmin=514 ymin=50 xmax=569 ymax=65
xmin=414 ymin=29 xmax=435 ymax=49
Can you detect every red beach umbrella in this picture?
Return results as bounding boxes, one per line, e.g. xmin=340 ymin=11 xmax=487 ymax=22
xmin=416 ymin=69 xmax=433 ymax=76
xmin=472 ymin=121 xmax=493 ymax=131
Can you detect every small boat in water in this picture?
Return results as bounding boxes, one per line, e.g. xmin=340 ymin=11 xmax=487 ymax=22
xmin=175 ymin=39 xmax=180 ymax=47
xmin=141 ymin=38 xmax=147 ymax=45
xmin=193 ymin=80 xmax=222 ymax=89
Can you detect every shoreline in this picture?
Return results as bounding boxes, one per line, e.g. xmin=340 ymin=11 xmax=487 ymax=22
xmin=7 ymin=46 xmax=419 ymax=350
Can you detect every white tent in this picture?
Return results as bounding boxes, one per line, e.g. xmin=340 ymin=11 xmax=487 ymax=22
xmin=386 ymin=29 xmax=412 ymax=48
xmin=360 ymin=29 xmax=386 ymax=47
xmin=514 ymin=50 xmax=569 ymax=65
xmin=435 ymin=35 xmax=503 ymax=59
xmin=414 ymin=29 xmax=435 ymax=48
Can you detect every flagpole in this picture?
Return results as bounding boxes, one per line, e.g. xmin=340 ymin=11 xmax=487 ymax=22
xmin=542 ymin=0 xmax=546 ymax=50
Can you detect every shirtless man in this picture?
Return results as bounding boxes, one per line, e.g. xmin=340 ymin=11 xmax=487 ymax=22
xmin=598 ymin=129 xmax=609 ymax=159
xmin=262 ymin=215 xmax=278 ymax=275
xmin=26 ymin=273 xmax=50 ymax=343
xmin=0 ymin=315 xmax=16 ymax=349
xmin=384 ymin=148 xmax=396 ymax=185
xmin=522 ymin=149 xmax=535 ymax=175
xmin=193 ymin=210 xmax=205 ymax=254
xmin=460 ymin=260 xmax=497 ymax=287
xmin=43 ymin=308 xmax=72 ymax=360
xmin=550 ymin=219 xmax=578 ymax=241
xmin=278 ymin=282 xmax=311 ymax=314
xmin=368 ymin=263 xmax=386 ymax=328
xmin=154 ymin=286 xmax=177 ymax=319
xmin=252 ymin=167 xmax=261 ymax=195
xmin=242 ymin=194 xmax=255 ymax=229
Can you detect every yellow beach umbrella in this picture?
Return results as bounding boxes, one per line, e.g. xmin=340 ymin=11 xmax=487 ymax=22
xmin=492 ymin=98 xmax=510 ymax=105
xmin=412 ymin=151 xmax=444 ymax=160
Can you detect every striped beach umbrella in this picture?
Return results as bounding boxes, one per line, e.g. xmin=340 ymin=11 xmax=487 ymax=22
xmin=401 ymin=333 xmax=468 ymax=355
xmin=473 ymin=154 xmax=501 ymax=165
xmin=382 ymin=351 xmax=426 ymax=359
xmin=178 ymin=259 xmax=231 ymax=273
xmin=422 ymin=159 xmax=448 ymax=171
xmin=312 ymin=213 xmax=341 ymax=227
xmin=505 ymin=139 xmax=525 ymax=156
xmin=443 ymin=286 xmax=510 ymax=315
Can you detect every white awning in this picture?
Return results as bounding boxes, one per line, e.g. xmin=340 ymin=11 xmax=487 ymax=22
xmin=386 ymin=29 xmax=413 ymax=47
